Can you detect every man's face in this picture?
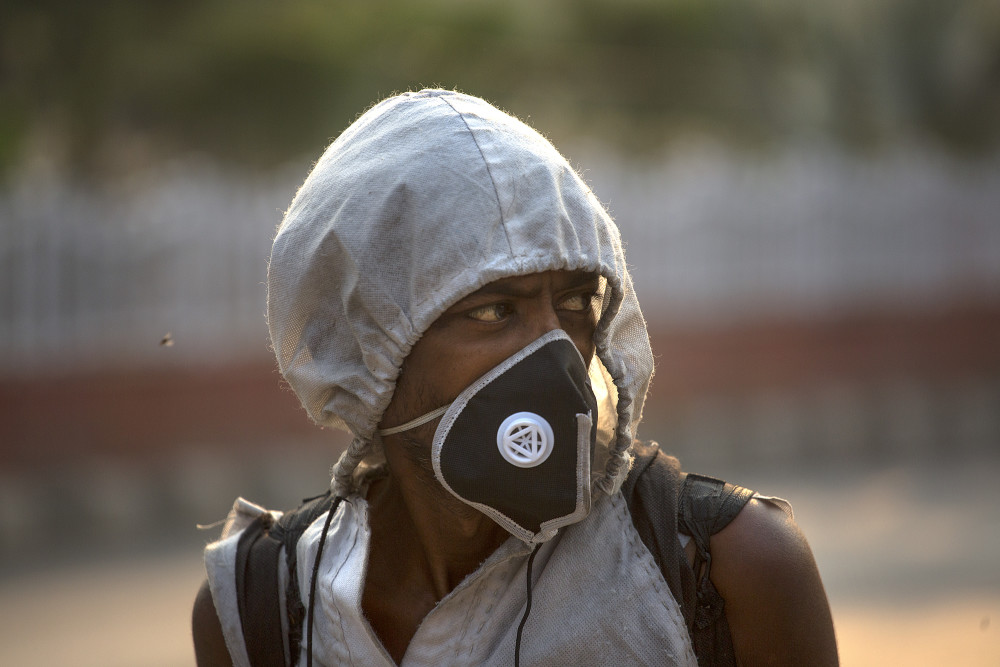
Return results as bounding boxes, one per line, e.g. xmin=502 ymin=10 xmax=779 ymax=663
xmin=380 ymin=269 xmax=603 ymax=433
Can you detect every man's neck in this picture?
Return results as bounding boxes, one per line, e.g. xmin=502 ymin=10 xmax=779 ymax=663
xmin=361 ymin=465 xmax=508 ymax=663
xmin=366 ymin=469 xmax=508 ymax=598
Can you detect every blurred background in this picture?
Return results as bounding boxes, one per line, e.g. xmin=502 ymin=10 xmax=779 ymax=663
xmin=1 ymin=0 xmax=998 ymax=664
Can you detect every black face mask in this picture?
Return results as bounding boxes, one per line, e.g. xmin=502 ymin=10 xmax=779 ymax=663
xmin=379 ymin=329 xmax=598 ymax=543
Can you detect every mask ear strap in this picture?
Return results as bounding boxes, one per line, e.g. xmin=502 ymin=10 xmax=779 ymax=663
xmin=377 ymin=404 xmax=450 ymax=436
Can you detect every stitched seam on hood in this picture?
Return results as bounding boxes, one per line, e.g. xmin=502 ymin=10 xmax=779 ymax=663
xmin=435 ymin=93 xmax=514 ymax=254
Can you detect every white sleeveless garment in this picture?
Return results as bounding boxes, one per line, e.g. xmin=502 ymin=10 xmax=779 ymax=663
xmin=205 ymin=489 xmax=699 ymax=667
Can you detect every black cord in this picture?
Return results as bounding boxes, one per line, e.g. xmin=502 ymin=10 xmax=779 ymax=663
xmin=306 ymin=496 xmax=343 ymax=667
xmin=514 ymin=543 xmax=542 ymax=667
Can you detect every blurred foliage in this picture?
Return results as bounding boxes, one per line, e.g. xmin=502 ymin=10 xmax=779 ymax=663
xmin=1 ymin=0 xmax=998 ymax=179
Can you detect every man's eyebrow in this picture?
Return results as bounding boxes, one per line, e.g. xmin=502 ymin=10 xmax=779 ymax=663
xmin=465 ymin=280 xmax=538 ymax=299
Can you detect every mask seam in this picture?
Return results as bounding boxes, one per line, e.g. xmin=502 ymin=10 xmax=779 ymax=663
xmin=534 ymin=410 xmax=593 ymax=538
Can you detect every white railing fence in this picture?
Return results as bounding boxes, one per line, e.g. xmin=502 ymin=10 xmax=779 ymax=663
xmin=2 ymin=146 xmax=999 ymax=374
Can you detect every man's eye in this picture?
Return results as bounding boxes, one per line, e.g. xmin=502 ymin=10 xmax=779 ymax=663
xmin=467 ymin=303 xmax=511 ymax=323
xmin=558 ymin=293 xmax=595 ymax=312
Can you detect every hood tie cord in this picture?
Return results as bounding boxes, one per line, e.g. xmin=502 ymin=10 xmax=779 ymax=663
xmin=514 ymin=543 xmax=542 ymax=667
xmin=306 ymin=496 xmax=344 ymax=667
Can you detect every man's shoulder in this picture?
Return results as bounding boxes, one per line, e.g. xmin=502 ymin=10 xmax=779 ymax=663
xmin=193 ymin=579 xmax=234 ymax=667
xmin=709 ymin=496 xmax=839 ymax=665
xmin=625 ymin=441 xmax=838 ymax=664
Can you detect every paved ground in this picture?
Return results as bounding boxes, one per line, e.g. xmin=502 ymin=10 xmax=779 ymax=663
xmin=1 ymin=457 xmax=997 ymax=666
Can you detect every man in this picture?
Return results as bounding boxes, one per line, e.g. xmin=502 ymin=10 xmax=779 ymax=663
xmin=194 ymin=89 xmax=838 ymax=666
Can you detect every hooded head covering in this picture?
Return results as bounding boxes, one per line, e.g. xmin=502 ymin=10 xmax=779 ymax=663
xmin=267 ymin=89 xmax=654 ymax=497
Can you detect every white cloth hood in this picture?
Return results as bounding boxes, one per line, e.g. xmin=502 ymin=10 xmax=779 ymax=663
xmin=267 ymin=89 xmax=654 ymax=496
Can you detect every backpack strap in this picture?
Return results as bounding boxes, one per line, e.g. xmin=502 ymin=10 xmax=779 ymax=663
xmin=622 ymin=441 xmax=754 ymax=667
xmin=235 ymin=512 xmax=287 ymax=667
xmin=234 ymin=492 xmax=341 ymax=667
xmin=620 ymin=441 xmax=693 ymax=618
xmin=677 ymin=472 xmax=754 ymax=665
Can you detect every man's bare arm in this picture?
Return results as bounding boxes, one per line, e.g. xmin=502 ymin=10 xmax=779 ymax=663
xmin=192 ymin=579 xmax=234 ymax=667
xmin=710 ymin=498 xmax=839 ymax=666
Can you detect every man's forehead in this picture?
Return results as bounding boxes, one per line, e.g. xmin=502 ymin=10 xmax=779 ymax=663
xmin=460 ymin=270 xmax=601 ymax=300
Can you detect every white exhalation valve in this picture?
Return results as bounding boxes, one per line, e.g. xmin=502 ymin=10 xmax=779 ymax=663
xmin=497 ymin=412 xmax=554 ymax=468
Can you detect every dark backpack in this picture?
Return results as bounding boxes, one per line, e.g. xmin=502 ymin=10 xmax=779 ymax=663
xmin=233 ymin=441 xmax=753 ymax=666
